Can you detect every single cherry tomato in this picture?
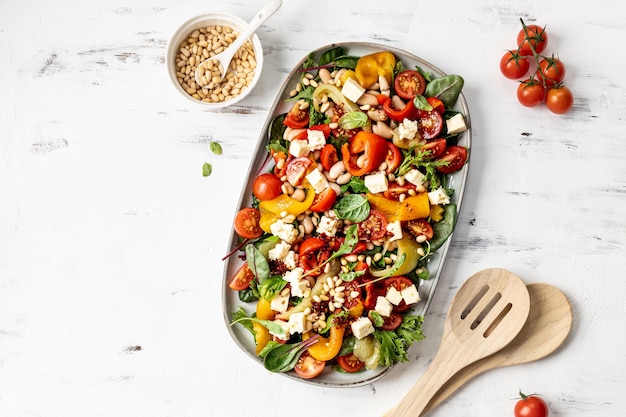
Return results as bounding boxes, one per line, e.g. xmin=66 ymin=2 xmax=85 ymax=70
xmin=357 ymin=209 xmax=388 ymax=241
xmin=320 ymin=144 xmax=339 ymax=171
xmin=420 ymin=138 xmax=447 ymax=159
xmin=517 ymin=24 xmax=548 ymax=56
xmin=417 ymin=110 xmax=443 ymax=139
xmin=435 ymin=145 xmax=468 ymax=174
xmin=379 ymin=312 xmax=403 ymax=331
xmin=384 ymin=142 xmax=402 ymax=174
xmin=294 ymin=351 xmax=325 ymax=379
xmin=337 ymin=353 xmax=365 ymax=373
xmin=406 ymin=218 xmax=434 ymax=241
xmin=426 ymin=97 xmax=445 ymax=114
xmin=394 ymin=69 xmax=426 ymax=100
xmin=363 ymin=282 xmax=386 ymax=310
xmin=283 ymin=103 xmax=309 ymax=129
xmin=252 ymin=173 xmax=283 ymax=201
xmin=299 ymin=237 xmax=329 ymax=273
xmin=514 ymin=391 xmax=549 ymax=417
xmin=285 ymin=156 xmax=312 ymax=186
xmin=517 ymin=78 xmax=545 ymax=108
xmin=545 ymin=86 xmax=574 ymax=114
xmin=384 ymin=276 xmax=415 ymax=312
xmin=292 ymin=124 xmax=332 ymax=140
xmin=228 ymin=262 xmax=255 ymax=290
xmin=309 ymin=187 xmax=337 ymax=212
xmin=536 ymin=57 xmax=566 ymax=88
xmin=500 ymin=50 xmax=530 ymax=80
xmin=383 ymin=182 xmax=417 ymax=201
xmin=233 ymin=207 xmax=263 ymax=239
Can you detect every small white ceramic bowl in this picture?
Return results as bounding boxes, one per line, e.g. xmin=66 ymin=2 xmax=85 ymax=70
xmin=166 ymin=12 xmax=263 ymax=109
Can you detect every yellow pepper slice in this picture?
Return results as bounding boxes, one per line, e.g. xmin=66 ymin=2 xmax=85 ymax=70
xmin=253 ymin=298 xmax=275 ymax=355
xmin=370 ymin=234 xmax=421 ymax=278
xmin=312 ymin=84 xmax=360 ymax=113
xmin=306 ymin=325 xmax=346 ymax=362
xmin=354 ymin=51 xmax=396 ymax=88
xmin=367 ymin=192 xmax=430 ymax=222
xmin=430 ymin=205 xmax=445 ymax=222
xmin=259 ymin=182 xmax=316 ymax=233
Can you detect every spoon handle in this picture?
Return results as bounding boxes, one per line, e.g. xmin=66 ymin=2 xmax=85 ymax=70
xmin=230 ymin=0 xmax=282 ymax=54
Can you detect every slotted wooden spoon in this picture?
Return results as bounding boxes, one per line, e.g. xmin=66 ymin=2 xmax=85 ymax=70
xmin=421 ymin=282 xmax=573 ymax=414
xmin=384 ymin=268 xmax=531 ymax=417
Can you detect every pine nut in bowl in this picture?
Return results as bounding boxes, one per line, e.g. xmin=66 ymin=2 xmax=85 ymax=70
xmin=166 ymin=12 xmax=264 ymax=109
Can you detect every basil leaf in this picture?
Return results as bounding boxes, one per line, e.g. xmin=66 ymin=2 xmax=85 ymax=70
xmin=413 ymin=94 xmax=433 ymax=112
xmin=209 ymin=141 xmax=222 ymax=155
xmin=202 ymin=163 xmax=212 ymax=177
xmin=334 ymin=194 xmax=370 ymax=222
xmin=430 ymin=204 xmax=457 ymax=251
xmin=338 ymin=111 xmax=368 ymax=129
xmin=424 ymin=75 xmax=464 ymax=109
xmin=340 ymin=176 xmax=368 ymax=194
xmin=330 ymin=225 xmax=359 ymax=259
xmin=245 ymin=244 xmax=270 ymax=284
xmin=258 ymin=275 xmax=288 ymax=301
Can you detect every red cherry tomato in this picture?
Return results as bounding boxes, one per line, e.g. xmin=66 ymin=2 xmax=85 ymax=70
xmin=417 ymin=110 xmax=443 ymax=139
xmin=320 ymin=144 xmax=339 ymax=171
xmin=294 ymin=351 xmax=325 ymax=379
xmin=283 ymin=103 xmax=309 ymax=129
xmin=337 ymin=353 xmax=365 ymax=373
xmin=299 ymin=237 xmax=328 ymax=273
xmin=285 ymin=156 xmax=312 ymax=186
xmin=407 ymin=218 xmax=434 ymax=241
xmin=252 ymin=173 xmax=283 ymax=201
xmin=420 ymin=138 xmax=447 ymax=159
xmin=435 ymin=145 xmax=468 ymax=174
xmin=545 ymin=86 xmax=574 ymax=114
xmin=228 ymin=262 xmax=255 ymax=290
xmin=309 ymin=187 xmax=337 ymax=212
xmin=514 ymin=392 xmax=549 ymax=417
xmin=394 ymin=69 xmax=426 ymax=100
xmin=517 ymin=24 xmax=548 ymax=56
xmin=383 ymin=182 xmax=416 ymax=201
xmin=233 ymin=207 xmax=263 ymax=239
xmin=357 ymin=209 xmax=388 ymax=241
xmin=363 ymin=282 xmax=386 ymax=310
xmin=426 ymin=97 xmax=445 ymax=114
xmin=384 ymin=276 xmax=415 ymax=312
xmin=536 ymin=57 xmax=566 ymax=88
xmin=517 ymin=78 xmax=546 ymax=108
xmin=379 ymin=312 xmax=403 ymax=331
xmin=500 ymin=50 xmax=530 ymax=80
xmin=384 ymin=142 xmax=402 ymax=174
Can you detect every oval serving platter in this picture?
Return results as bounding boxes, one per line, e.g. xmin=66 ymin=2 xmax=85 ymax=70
xmin=222 ymin=42 xmax=471 ymax=388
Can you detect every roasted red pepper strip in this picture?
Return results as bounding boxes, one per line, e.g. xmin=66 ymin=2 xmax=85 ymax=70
xmin=340 ymin=131 xmax=389 ymax=177
xmin=379 ymin=94 xmax=417 ymax=122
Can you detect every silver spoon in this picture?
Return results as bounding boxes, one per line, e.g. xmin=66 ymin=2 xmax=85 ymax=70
xmin=194 ymin=0 xmax=282 ymax=87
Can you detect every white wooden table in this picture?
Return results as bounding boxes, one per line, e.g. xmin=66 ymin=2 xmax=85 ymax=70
xmin=1 ymin=0 xmax=625 ymax=416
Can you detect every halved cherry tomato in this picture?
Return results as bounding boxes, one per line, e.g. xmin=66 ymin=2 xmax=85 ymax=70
xmin=427 ymin=97 xmax=446 ymax=114
xmin=320 ymin=144 xmax=339 ymax=171
xmin=363 ymin=282 xmax=386 ymax=310
xmin=394 ymin=69 xmax=426 ymax=100
xmin=417 ymin=110 xmax=443 ymax=139
xmin=283 ymin=103 xmax=309 ymax=129
xmin=384 ymin=142 xmax=402 ymax=174
xmin=285 ymin=156 xmax=313 ymax=186
xmin=420 ymin=138 xmax=447 ymax=159
xmin=435 ymin=145 xmax=468 ymax=174
xmin=380 ymin=312 xmax=402 ymax=331
xmin=292 ymin=124 xmax=332 ymax=140
xmin=271 ymin=150 xmax=290 ymax=178
xmin=357 ymin=209 xmax=388 ymax=241
xmin=228 ymin=262 xmax=255 ymax=290
xmin=294 ymin=351 xmax=325 ymax=379
xmin=253 ymin=173 xmax=283 ymax=201
xmin=384 ymin=276 xmax=414 ymax=312
xmin=234 ymin=207 xmax=263 ymax=239
xmin=407 ymin=218 xmax=434 ymax=241
xmin=309 ymin=187 xmax=337 ymax=212
xmin=299 ymin=237 xmax=329 ymax=273
xmin=383 ymin=182 xmax=416 ymax=201
xmin=337 ymin=353 xmax=365 ymax=373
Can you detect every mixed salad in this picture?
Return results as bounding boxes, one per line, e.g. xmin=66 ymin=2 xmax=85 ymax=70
xmin=226 ymin=46 xmax=469 ymax=380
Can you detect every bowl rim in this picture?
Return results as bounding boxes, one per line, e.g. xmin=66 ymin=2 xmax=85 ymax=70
xmin=166 ymin=12 xmax=264 ymax=109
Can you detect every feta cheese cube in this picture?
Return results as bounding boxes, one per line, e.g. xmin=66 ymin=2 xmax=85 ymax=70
xmin=401 ymin=284 xmax=421 ymax=305
xmin=306 ymin=169 xmax=329 ymax=194
xmin=291 ymin=278 xmax=311 ymax=298
xmin=288 ymin=312 xmax=307 ymax=334
xmin=385 ymin=287 xmax=403 ymax=305
xmin=386 ymin=220 xmax=403 ymax=242
xmin=307 ymin=129 xmax=326 ymax=150
xmin=270 ymin=320 xmax=290 ymax=341
xmin=351 ymin=317 xmax=375 ymax=340
xmin=428 ymin=187 xmax=451 ymax=206
xmin=364 ymin=171 xmax=388 ymax=194
xmin=270 ymin=293 xmax=290 ymax=313
xmin=316 ymin=215 xmax=341 ymax=237
xmin=398 ymin=118 xmax=418 ymax=141
xmin=446 ymin=113 xmax=467 ymax=135
xmin=404 ymin=169 xmax=425 ymax=186
xmin=282 ymin=250 xmax=298 ymax=269
xmin=270 ymin=220 xmax=298 ymax=243
xmin=283 ymin=267 xmax=304 ymax=284
xmin=341 ymin=77 xmax=366 ymax=103
xmin=289 ymin=139 xmax=310 ymax=158
xmin=375 ymin=296 xmax=393 ymax=317
xmin=268 ymin=241 xmax=291 ymax=260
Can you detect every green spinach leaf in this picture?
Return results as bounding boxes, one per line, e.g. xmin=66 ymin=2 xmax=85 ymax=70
xmin=424 ymin=75 xmax=464 ymax=109
xmin=430 ymin=204 xmax=457 ymax=251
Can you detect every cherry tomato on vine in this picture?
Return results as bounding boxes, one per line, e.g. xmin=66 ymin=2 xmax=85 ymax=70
xmin=536 ymin=57 xmax=566 ymax=88
xmin=500 ymin=51 xmax=530 ymax=80
xmin=517 ymin=24 xmax=548 ymax=56
xmin=514 ymin=391 xmax=549 ymax=417
xmin=517 ymin=78 xmax=545 ymax=108
xmin=545 ymin=86 xmax=574 ymax=114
